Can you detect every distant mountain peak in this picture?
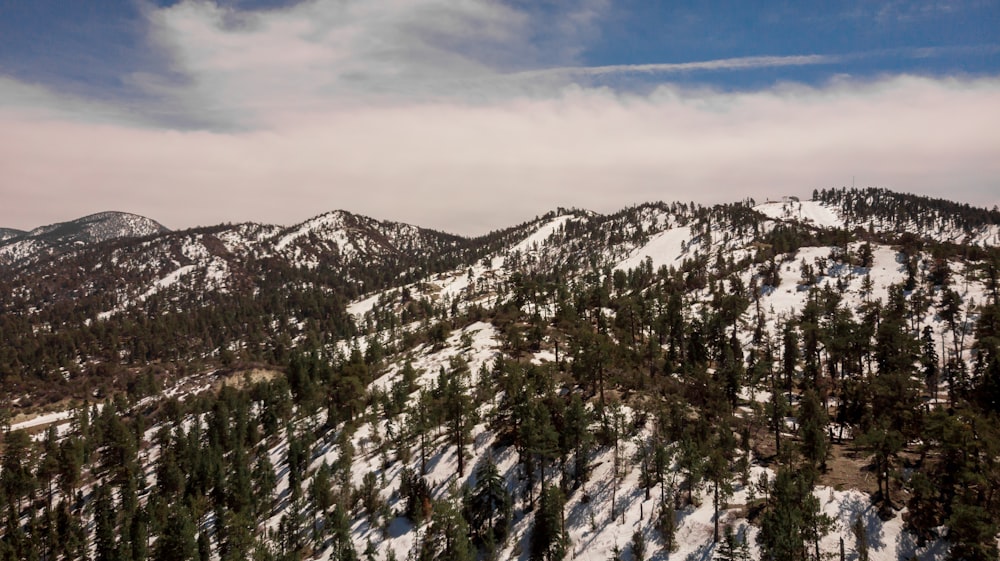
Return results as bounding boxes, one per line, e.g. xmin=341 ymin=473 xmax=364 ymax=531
xmin=26 ymin=211 xmax=169 ymax=242
xmin=0 ymin=211 xmax=170 ymax=268
xmin=0 ymin=227 xmax=26 ymax=242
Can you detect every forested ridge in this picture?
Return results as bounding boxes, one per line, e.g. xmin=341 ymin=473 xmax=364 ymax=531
xmin=1 ymin=188 xmax=999 ymax=560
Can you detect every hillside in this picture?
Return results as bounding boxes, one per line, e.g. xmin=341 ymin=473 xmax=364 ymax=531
xmin=1 ymin=188 xmax=999 ymax=561
xmin=0 ymin=211 xmax=170 ymax=268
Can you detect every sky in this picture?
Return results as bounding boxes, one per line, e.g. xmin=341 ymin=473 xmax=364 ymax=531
xmin=1 ymin=0 xmax=999 ymax=235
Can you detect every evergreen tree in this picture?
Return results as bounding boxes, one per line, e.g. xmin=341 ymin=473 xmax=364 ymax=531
xmin=252 ymin=451 xmax=277 ymax=518
xmin=797 ymin=389 xmax=829 ymax=472
xmin=757 ymin=468 xmax=832 ymax=561
xmin=562 ymin=394 xmax=593 ymax=490
xmin=715 ymin=525 xmax=750 ymax=561
xmin=530 ymin=485 xmax=567 ymax=561
xmin=419 ymin=497 xmax=474 ymax=561
xmin=439 ymin=360 xmax=476 ymax=478
xmin=1 ymin=430 xmax=35 ymax=511
xmin=466 ymin=458 xmax=512 ymax=547
xmin=630 ymin=529 xmax=647 ymax=561
xmin=154 ymin=504 xmax=197 ymax=561
xmin=946 ymin=502 xmax=999 ymax=561
xmin=93 ymin=484 xmax=117 ymax=561
xmin=706 ymin=425 xmax=735 ymax=543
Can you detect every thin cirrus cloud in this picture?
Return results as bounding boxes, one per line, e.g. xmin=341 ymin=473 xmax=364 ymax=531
xmin=512 ymin=54 xmax=843 ymax=79
xmin=0 ymin=0 xmax=998 ymax=234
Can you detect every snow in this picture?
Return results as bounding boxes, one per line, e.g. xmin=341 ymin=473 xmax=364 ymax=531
xmin=154 ymin=264 xmax=195 ymax=290
xmin=756 ymin=200 xmax=844 ymax=229
xmin=817 ymin=487 xmax=948 ymax=561
xmin=615 ymin=226 xmax=693 ymax=272
xmin=13 ymin=195 xmax=994 ymax=561
xmin=511 ymin=215 xmax=573 ymax=256
xmin=274 ymin=212 xmax=353 ymax=258
xmin=347 ymin=292 xmax=384 ymax=317
xmin=10 ymin=410 xmax=74 ymax=432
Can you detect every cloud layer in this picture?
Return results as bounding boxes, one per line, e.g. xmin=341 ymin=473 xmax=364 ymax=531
xmin=1 ymin=0 xmax=998 ymax=234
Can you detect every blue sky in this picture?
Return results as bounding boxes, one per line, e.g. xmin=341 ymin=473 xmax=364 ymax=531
xmin=3 ymin=1 xmax=997 ymax=103
xmin=1 ymin=1 xmax=998 ymax=232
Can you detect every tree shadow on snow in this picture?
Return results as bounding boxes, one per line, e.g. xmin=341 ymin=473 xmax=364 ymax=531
xmin=837 ymin=493 xmax=886 ymax=552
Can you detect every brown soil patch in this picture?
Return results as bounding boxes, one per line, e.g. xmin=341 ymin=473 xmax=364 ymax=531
xmin=819 ymin=442 xmax=877 ymax=495
xmin=218 ymin=367 xmax=281 ymax=389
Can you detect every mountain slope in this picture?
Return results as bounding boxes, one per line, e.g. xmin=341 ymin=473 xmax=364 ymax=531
xmin=2 ymin=188 xmax=999 ymax=561
xmin=0 ymin=211 xmax=169 ymax=268
xmin=0 ymin=227 xmax=25 ymax=242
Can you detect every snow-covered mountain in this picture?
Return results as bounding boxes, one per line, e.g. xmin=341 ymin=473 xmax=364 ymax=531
xmin=3 ymin=188 xmax=1000 ymax=561
xmin=0 ymin=211 xmax=169 ymax=267
xmin=0 ymin=227 xmax=25 ymax=242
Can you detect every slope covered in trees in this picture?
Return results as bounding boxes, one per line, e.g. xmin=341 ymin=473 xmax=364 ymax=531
xmin=1 ymin=188 xmax=999 ymax=561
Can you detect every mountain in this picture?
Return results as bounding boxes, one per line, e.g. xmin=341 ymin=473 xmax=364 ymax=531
xmin=0 ymin=227 xmax=25 ymax=242
xmin=0 ymin=210 xmax=169 ymax=268
xmin=2 ymin=188 xmax=999 ymax=561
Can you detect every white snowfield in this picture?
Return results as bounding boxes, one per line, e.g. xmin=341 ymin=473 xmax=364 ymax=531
xmin=347 ymin=215 xmax=578 ymax=322
xmin=755 ymin=200 xmax=845 ymax=229
xmin=510 ymin=215 xmax=573 ymax=257
xmin=9 ymin=410 xmax=74 ymax=432
xmin=615 ymin=226 xmax=694 ymax=272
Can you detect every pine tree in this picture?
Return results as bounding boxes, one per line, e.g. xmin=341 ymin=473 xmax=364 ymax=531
xmin=252 ymin=450 xmax=276 ymax=518
xmin=716 ymin=525 xmax=750 ymax=561
xmin=630 ymin=529 xmax=646 ymax=561
xmin=706 ymin=426 xmax=735 ymax=543
xmin=419 ymin=497 xmax=474 ymax=561
xmin=797 ymin=389 xmax=829 ymax=472
xmin=94 ymin=484 xmax=117 ymax=561
xmin=657 ymin=497 xmax=677 ymax=553
xmin=198 ymin=530 xmax=211 ymax=561
xmin=36 ymin=426 xmax=60 ymax=510
xmin=1 ymin=430 xmax=35 ymax=511
xmin=757 ymin=468 xmax=832 ymax=561
xmin=530 ymin=485 xmax=567 ymax=561
xmin=154 ymin=504 xmax=197 ymax=561
xmin=439 ymin=360 xmax=476 ymax=478
xmin=562 ymin=394 xmax=593 ymax=490
xmin=467 ymin=458 xmax=512 ymax=547
xmin=946 ymin=502 xmax=999 ymax=561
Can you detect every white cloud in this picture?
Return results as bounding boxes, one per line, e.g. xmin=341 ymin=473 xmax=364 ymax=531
xmin=1 ymin=1 xmax=998 ymax=233
xmin=138 ymin=0 xmax=590 ymax=127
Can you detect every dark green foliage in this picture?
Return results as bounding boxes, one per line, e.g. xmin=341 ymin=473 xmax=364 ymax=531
xmin=418 ymin=498 xmax=475 ymax=561
xmin=0 ymin=430 xmax=34 ymax=509
xmin=561 ymin=394 xmax=593 ymax=490
xmin=252 ymin=451 xmax=277 ymax=518
xmin=630 ymin=529 xmax=646 ymax=561
xmin=530 ymin=486 xmax=567 ymax=561
xmin=154 ymin=504 xmax=198 ymax=561
xmin=757 ymin=468 xmax=832 ymax=561
xmin=797 ymin=389 xmax=828 ymax=472
xmin=466 ymin=458 xmax=512 ymax=547
xmin=438 ymin=359 xmax=476 ymax=478
xmin=399 ymin=467 xmax=433 ymax=524
xmin=715 ymin=525 xmax=750 ymax=561
xmin=93 ymin=485 xmax=117 ymax=561
xmin=657 ymin=498 xmax=677 ymax=553
xmin=947 ymin=503 xmax=999 ymax=561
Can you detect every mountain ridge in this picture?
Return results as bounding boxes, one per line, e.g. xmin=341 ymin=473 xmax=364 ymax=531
xmin=1 ymin=187 xmax=999 ymax=561
xmin=0 ymin=210 xmax=170 ymax=268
